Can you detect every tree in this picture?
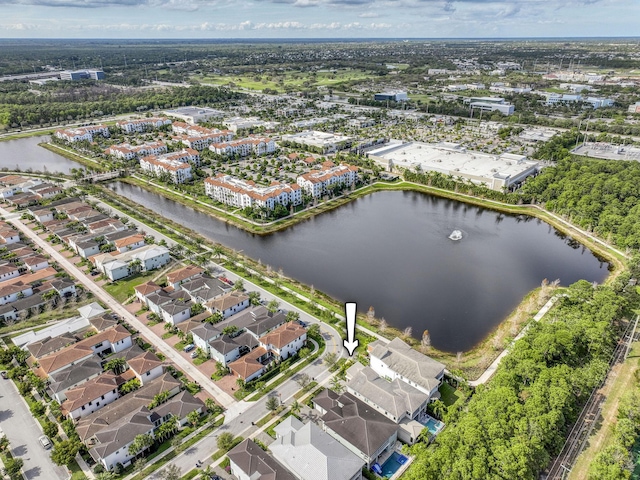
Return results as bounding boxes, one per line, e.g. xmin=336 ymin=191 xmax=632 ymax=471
xmin=128 ymin=433 xmax=153 ymax=457
xmin=232 ymin=279 xmax=244 ymax=291
xmin=330 ymin=376 xmax=344 ymax=394
xmin=205 ymin=311 xmax=224 ymax=324
xmin=133 ymin=458 xmax=147 ymax=473
xmin=248 ymin=291 xmax=261 ymax=306
xmin=266 ymin=299 xmax=280 ymax=314
xmin=285 ymin=310 xmax=300 ymax=323
xmin=0 ymin=436 xmax=10 ymax=453
xmin=51 ymin=438 xmax=82 ymax=466
xmin=120 ymin=378 xmax=141 ymax=395
xmin=236 ymin=378 xmax=245 ymax=390
xmin=43 ymin=420 xmax=59 ymax=439
xmin=323 ymin=352 xmax=338 ymax=368
xmin=212 ymin=245 xmax=225 ymax=261
xmin=155 ymin=420 xmax=178 ymax=442
xmin=148 ymin=390 xmax=171 ymax=409
xmin=217 ymin=432 xmax=235 ymax=451
xmin=307 ymin=323 xmax=320 ymax=339
xmin=222 ymin=325 xmax=239 ymax=337
xmin=104 ymin=357 xmax=127 ymax=375
xmin=205 ymin=398 xmax=216 ymax=413
xmin=187 ymin=410 xmax=200 ymax=428
xmin=95 ymin=472 xmax=118 ymax=480
xmin=2 ymin=457 xmax=24 ymax=480
xmin=290 ymin=400 xmax=301 ymax=417
xmin=266 ymin=396 xmax=280 ymax=412
xmin=296 ymin=373 xmax=311 ymax=390
xmin=159 ymin=464 xmax=181 ymax=480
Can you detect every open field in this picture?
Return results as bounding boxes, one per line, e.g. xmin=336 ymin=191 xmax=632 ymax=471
xmin=196 ymin=68 xmax=375 ymax=92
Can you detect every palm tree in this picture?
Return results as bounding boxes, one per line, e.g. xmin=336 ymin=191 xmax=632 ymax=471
xmin=248 ymin=291 xmax=261 ymax=306
xmin=212 ymin=245 xmax=225 ymax=262
xmin=266 ymin=299 xmax=280 ymax=314
xmin=290 ymin=400 xmax=301 ymax=417
xmin=129 ymin=258 xmax=143 ymax=275
xmin=104 ymin=357 xmax=127 ymax=375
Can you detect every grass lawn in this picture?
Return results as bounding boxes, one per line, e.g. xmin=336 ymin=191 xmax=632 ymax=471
xmin=103 ymin=270 xmax=159 ymax=303
xmin=439 ymin=383 xmax=464 ymax=407
xmin=569 ymin=339 xmax=640 ymax=480
xmin=68 ymin=459 xmax=88 ymax=480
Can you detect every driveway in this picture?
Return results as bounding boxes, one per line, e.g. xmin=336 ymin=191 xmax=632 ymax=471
xmin=0 ymin=378 xmax=68 ymax=480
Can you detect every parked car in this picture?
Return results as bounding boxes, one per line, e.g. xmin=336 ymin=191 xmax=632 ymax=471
xmin=190 ymin=350 xmax=199 ymax=359
xmin=39 ymin=435 xmax=52 ymax=450
xmin=296 ymin=320 xmax=308 ymax=328
xmin=1 ymin=371 xmax=7 ymax=379
xmin=183 ymin=344 xmax=195 ymax=353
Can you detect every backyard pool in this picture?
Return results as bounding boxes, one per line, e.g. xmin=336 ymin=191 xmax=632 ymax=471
xmin=421 ymin=416 xmax=445 ymax=435
xmin=380 ymin=452 xmax=408 ymax=478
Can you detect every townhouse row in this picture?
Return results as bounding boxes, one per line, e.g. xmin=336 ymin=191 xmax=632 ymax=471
xmin=135 ymin=265 xmax=307 ymax=383
xmin=0 ymin=174 xmax=63 ymax=203
xmin=18 ymin=304 xmax=204 ymax=472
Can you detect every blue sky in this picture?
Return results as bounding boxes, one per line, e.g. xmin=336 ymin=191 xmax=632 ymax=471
xmin=0 ymin=0 xmax=637 ymax=38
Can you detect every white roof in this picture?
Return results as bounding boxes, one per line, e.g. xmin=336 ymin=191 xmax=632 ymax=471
xmin=271 ymin=417 xmax=364 ymax=480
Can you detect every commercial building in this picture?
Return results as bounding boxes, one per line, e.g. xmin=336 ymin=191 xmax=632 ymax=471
xmin=296 ymin=164 xmax=358 ymax=198
xmin=205 ymin=174 xmax=302 ymax=210
xmin=163 ymin=106 xmax=225 ymax=124
xmin=60 ymin=69 xmax=105 ymax=81
xmin=545 ymin=94 xmax=614 ymax=109
xmin=463 ymin=96 xmax=514 ymax=116
xmin=222 ymin=117 xmax=280 ymax=133
xmin=139 ymin=149 xmax=199 ymax=184
xmin=115 ymin=117 xmax=172 ymax=134
xmin=374 ymin=91 xmax=408 ymax=102
xmin=281 ymin=131 xmax=353 ymax=154
xmin=367 ymin=141 xmax=540 ymax=191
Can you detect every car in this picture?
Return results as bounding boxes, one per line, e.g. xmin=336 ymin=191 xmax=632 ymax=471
xmin=1 ymin=371 xmax=7 ymax=379
xmin=183 ymin=344 xmax=195 ymax=353
xmin=190 ymin=350 xmax=199 ymax=359
xmin=39 ymin=435 xmax=52 ymax=450
xmin=296 ymin=320 xmax=308 ymax=328
xmin=90 ymin=270 xmax=99 ymax=276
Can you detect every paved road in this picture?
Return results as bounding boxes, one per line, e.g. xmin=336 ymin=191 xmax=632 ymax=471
xmin=0 ymin=376 xmax=68 ymax=480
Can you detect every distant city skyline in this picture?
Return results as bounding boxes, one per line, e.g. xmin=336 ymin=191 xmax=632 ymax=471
xmin=0 ymin=0 xmax=637 ymax=39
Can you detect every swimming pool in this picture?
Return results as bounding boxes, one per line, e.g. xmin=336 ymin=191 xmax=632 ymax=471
xmin=380 ymin=452 xmax=408 ymax=478
xmin=422 ymin=416 xmax=445 ymax=435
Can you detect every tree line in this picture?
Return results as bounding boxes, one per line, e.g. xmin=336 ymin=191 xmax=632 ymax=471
xmin=404 ymin=279 xmax=632 ymax=480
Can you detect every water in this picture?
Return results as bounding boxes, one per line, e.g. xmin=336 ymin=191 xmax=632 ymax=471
xmin=107 ymin=182 xmax=609 ymax=352
xmin=0 ymin=135 xmax=82 ymax=175
xmin=422 ymin=416 xmax=445 ymax=435
xmin=381 ymin=452 xmax=408 ymax=478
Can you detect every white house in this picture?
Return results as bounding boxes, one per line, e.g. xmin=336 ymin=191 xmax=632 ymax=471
xmin=159 ymin=300 xmax=192 ymax=326
xmin=205 ymin=291 xmax=249 ymax=318
xmin=0 ymin=263 xmax=20 ymax=282
xmin=61 ymin=373 xmax=122 ymax=421
xmin=297 ymin=164 xmax=358 ymax=198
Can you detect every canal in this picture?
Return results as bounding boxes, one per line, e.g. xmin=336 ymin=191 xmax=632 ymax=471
xmin=108 ymin=182 xmax=609 ymax=352
xmin=0 ymin=135 xmax=81 ymax=175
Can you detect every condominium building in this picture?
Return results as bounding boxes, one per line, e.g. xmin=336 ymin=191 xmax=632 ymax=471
xmin=170 ymin=122 xmax=234 ymax=151
xmin=139 ymin=149 xmax=199 ymax=184
xmin=204 ymin=174 xmax=302 ymax=210
xmin=105 ymin=142 xmax=167 ymax=161
xmin=115 ymin=117 xmax=172 ymax=134
xmin=54 ymin=125 xmax=110 ymax=143
xmin=296 ymin=164 xmax=358 ymax=198
xmin=209 ymin=137 xmax=276 ymax=157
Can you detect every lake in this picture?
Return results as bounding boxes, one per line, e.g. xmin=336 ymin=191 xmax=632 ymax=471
xmin=0 ymin=135 xmax=81 ymax=175
xmin=108 ymin=182 xmax=609 ymax=352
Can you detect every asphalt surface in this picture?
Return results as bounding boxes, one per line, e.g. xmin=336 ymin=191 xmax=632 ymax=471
xmin=0 ymin=376 xmax=68 ymax=480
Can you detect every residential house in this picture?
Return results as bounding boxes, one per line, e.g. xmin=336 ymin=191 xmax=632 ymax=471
xmin=228 ymin=346 xmax=271 ymax=382
xmin=48 ymin=358 xmax=104 ymax=403
xmin=271 ymin=416 xmax=364 ymax=480
xmin=22 ymin=255 xmax=49 ymax=272
xmin=114 ymin=234 xmax=145 ymax=253
xmin=208 ymin=332 xmax=259 ymax=366
xmin=314 ymin=390 xmax=398 ymax=467
xmin=61 ymin=373 xmax=125 ymax=421
xmin=368 ymin=338 xmax=445 ymax=398
xmin=259 ymin=322 xmax=307 ymax=361
xmin=134 ymin=281 xmax=162 ymax=304
xmin=0 ymin=263 xmax=20 ymax=282
xmin=166 ymin=265 xmax=204 ymax=291
xmin=159 ymin=299 xmax=192 ymax=326
xmin=125 ymin=351 xmax=164 ymax=385
xmin=205 ymin=291 xmax=249 ymax=318
xmin=228 ymin=439 xmax=297 ymax=480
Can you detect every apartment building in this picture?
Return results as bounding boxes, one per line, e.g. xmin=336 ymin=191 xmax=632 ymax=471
xmin=209 ymin=136 xmax=276 ymax=157
xmin=115 ymin=117 xmax=172 ymax=133
xmin=106 ymin=142 xmax=167 ymax=161
xmin=204 ymin=174 xmax=302 ymax=210
xmin=54 ymin=125 xmax=110 ymax=143
xmin=296 ymin=164 xmax=358 ymax=198
xmin=139 ymin=149 xmax=199 ymax=184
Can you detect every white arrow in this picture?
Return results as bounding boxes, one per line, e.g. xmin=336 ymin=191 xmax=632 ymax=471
xmin=343 ymin=302 xmax=359 ymax=356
